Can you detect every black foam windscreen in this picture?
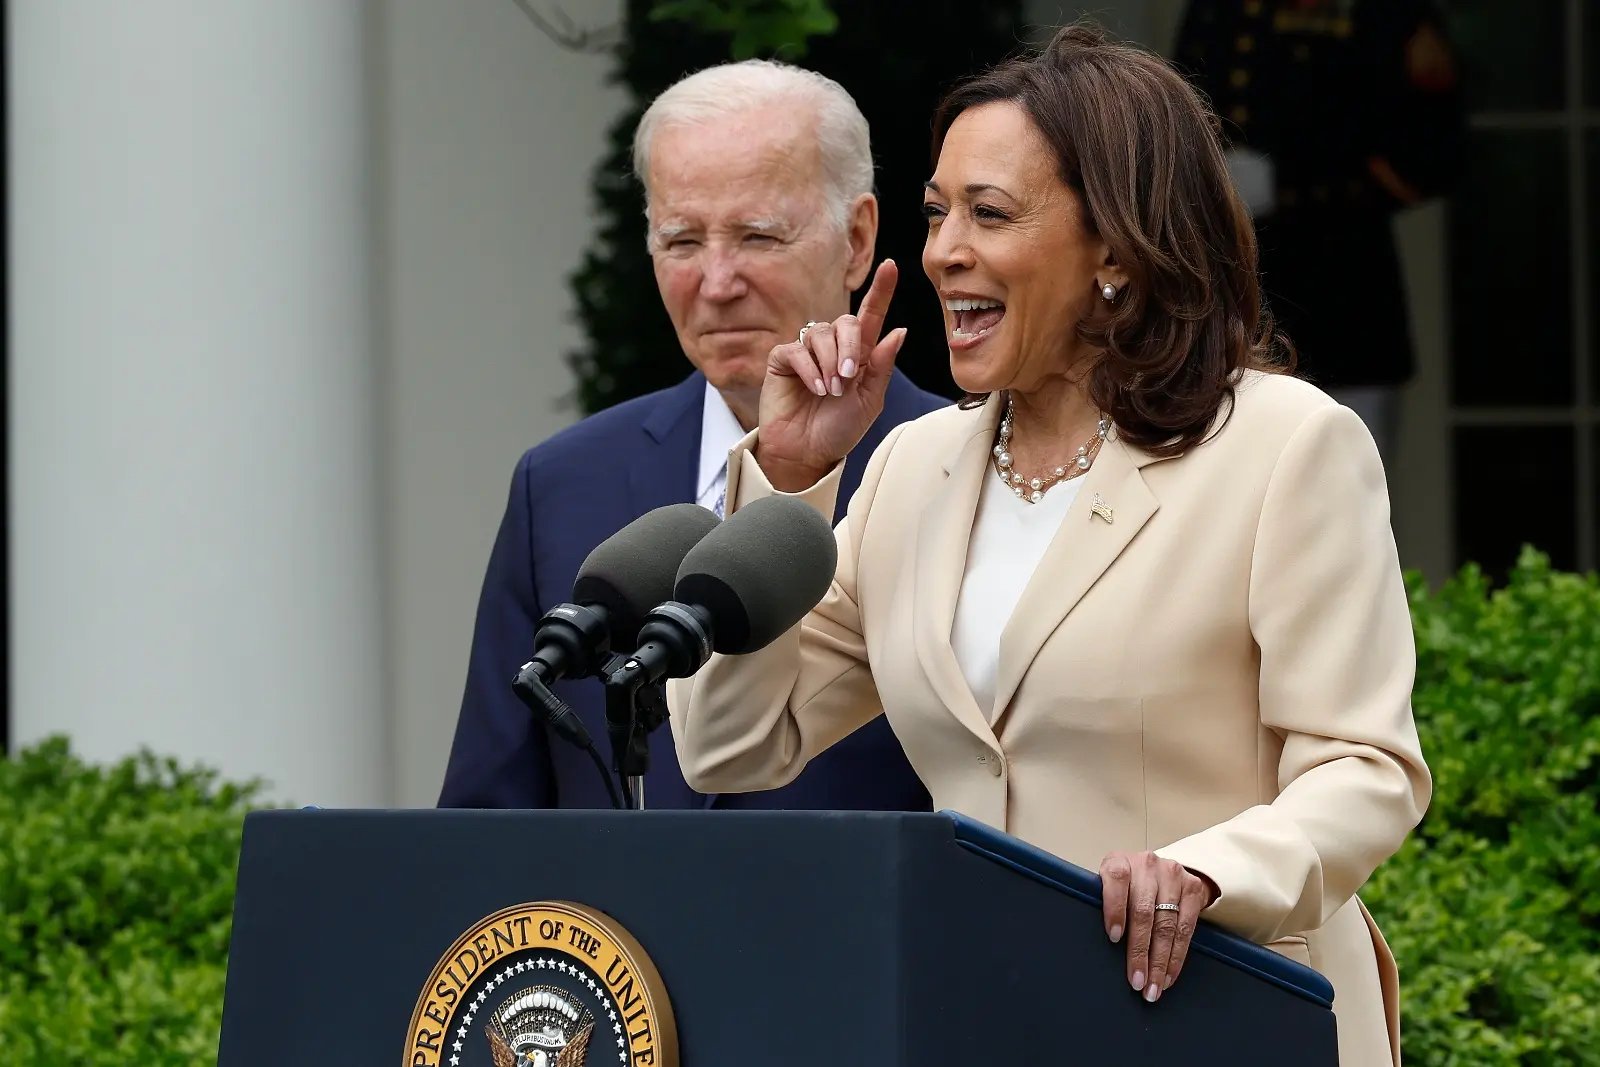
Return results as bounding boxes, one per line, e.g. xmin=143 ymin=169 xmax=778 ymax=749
xmin=572 ymin=503 xmax=720 ymax=647
xmin=673 ymin=495 xmax=838 ymax=655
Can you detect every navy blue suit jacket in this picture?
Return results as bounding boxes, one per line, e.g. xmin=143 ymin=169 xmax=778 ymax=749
xmin=438 ymin=369 xmax=948 ymax=810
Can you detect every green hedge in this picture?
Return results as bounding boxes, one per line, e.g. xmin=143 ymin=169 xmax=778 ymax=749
xmin=1363 ymin=548 xmax=1600 ymax=1064
xmin=0 ymin=738 xmax=262 ymax=1064
xmin=1 ymin=549 xmax=1596 ymax=1062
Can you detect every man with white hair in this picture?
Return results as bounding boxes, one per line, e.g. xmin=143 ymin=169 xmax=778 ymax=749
xmin=439 ymin=60 xmax=945 ymax=810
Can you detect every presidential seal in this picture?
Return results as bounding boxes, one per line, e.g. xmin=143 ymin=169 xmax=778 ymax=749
xmin=406 ymin=902 xmax=677 ymax=1067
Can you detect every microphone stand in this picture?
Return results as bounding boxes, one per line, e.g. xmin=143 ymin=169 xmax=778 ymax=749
xmin=510 ymin=665 xmax=623 ymax=810
xmin=601 ymin=655 xmax=671 ymax=811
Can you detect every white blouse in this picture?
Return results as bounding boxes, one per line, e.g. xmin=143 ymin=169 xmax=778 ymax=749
xmin=949 ymin=468 xmax=1085 ymax=720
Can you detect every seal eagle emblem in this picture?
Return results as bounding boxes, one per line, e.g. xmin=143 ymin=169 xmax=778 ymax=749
xmin=485 ymin=986 xmax=594 ymax=1067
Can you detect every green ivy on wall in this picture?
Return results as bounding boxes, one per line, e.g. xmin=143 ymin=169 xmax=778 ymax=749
xmin=649 ymin=0 xmax=838 ymax=58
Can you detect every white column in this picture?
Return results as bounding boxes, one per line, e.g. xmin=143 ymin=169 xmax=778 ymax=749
xmin=8 ymin=0 xmax=388 ymax=806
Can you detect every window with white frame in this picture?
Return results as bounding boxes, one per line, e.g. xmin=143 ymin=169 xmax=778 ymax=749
xmin=1445 ymin=0 xmax=1597 ymax=576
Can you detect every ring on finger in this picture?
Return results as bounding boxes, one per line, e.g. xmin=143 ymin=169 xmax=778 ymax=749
xmin=1153 ymin=902 xmax=1181 ymax=913
xmin=797 ymin=320 xmax=823 ymax=344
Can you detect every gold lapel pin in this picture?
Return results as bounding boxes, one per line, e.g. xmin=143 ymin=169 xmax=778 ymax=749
xmin=1091 ymin=493 xmax=1114 ymax=524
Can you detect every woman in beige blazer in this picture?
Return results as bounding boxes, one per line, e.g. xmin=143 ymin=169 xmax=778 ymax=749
xmin=669 ymin=25 xmax=1430 ymax=1066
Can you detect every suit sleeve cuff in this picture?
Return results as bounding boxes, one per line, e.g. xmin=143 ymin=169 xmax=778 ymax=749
xmin=1156 ymin=830 xmax=1288 ymax=943
xmin=727 ymin=429 xmax=844 ymax=523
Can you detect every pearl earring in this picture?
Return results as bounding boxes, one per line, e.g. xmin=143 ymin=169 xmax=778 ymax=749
xmin=1101 ymin=283 xmax=1117 ymax=301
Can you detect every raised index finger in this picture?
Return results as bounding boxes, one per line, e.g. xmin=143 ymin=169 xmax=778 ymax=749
xmin=855 ymin=259 xmax=900 ymax=349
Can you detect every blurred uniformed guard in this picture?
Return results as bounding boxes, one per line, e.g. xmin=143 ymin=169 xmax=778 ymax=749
xmin=1174 ymin=0 xmax=1464 ymax=464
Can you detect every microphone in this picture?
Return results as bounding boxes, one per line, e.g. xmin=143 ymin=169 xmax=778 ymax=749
xmin=610 ymin=495 xmax=839 ymax=686
xmin=511 ymin=504 xmax=719 ymax=809
xmin=514 ymin=503 xmax=721 ymax=691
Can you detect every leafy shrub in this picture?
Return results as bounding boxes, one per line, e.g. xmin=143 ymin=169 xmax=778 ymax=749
xmin=0 ymin=738 xmax=263 ymax=1064
xmin=1365 ymin=549 xmax=1600 ymax=1064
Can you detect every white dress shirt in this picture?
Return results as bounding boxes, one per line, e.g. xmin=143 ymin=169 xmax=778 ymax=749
xmin=950 ymin=467 xmax=1085 ymax=720
xmin=697 ymin=381 xmax=747 ymax=518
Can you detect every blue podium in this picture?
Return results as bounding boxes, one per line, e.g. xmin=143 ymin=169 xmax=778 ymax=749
xmin=217 ymin=809 xmax=1336 ymax=1065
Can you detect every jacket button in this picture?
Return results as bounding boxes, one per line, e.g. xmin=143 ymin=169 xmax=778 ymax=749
xmin=978 ymin=752 xmax=1003 ymax=777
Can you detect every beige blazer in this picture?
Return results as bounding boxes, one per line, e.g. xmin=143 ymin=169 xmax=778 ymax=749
xmin=669 ymin=370 xmax=1431 ymax=1065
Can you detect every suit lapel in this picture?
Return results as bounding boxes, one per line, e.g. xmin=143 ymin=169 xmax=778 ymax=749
xmin=989 ymin=433 xmax=1160 ymax=725
xmin=838 ymin=370 xmax=937 ymax=522
xmin=912 ymin=402 xmax=1003 ymax=749
xmin=629 ymin=373 xmax=704 ymax=519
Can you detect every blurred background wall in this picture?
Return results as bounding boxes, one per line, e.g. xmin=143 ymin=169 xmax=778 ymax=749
xmin=372 ymin=0 xmax=627 ymax=807
xmin=6 ymin=0 xmax=1594 ymax=806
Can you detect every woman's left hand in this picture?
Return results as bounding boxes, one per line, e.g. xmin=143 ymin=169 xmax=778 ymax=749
xmin=1098 ymin=851 xmax=1217 ymax=1003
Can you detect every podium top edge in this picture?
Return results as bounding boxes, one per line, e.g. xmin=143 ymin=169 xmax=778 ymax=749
xmin=945 ymin=812 xmax=1336 ymax=1009
xmin=252 ymin=807 xmax=1333 ymax=1009
xmin=256 ymin=807 xmax=943 ymax=820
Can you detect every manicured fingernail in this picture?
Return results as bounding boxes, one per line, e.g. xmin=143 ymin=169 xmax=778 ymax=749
xmin=1145 ymin=983 xmax=1161 ymax=1003
xmin=1109 ymin=925 xmax=1123 ymax=944
xmin=1163 ymin=975 xmax=1173 ymax=990
xmin=840 ymin=358 xmax=857 ymax=378
xmin=1131 ymin=970 xmax=1145 ymax=992
xmin=830 ymin=376 xmax=842 ymax=396
xmin=813 ymin=378 xmax=826 ymax=396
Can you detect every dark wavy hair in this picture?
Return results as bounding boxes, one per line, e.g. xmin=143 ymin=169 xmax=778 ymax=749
xmin=933 ymin=23 xmax=1294 ymax=457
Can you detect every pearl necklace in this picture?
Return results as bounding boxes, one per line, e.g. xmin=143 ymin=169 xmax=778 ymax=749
xmin=991 ymin=395 xmax=1111 ymax=504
